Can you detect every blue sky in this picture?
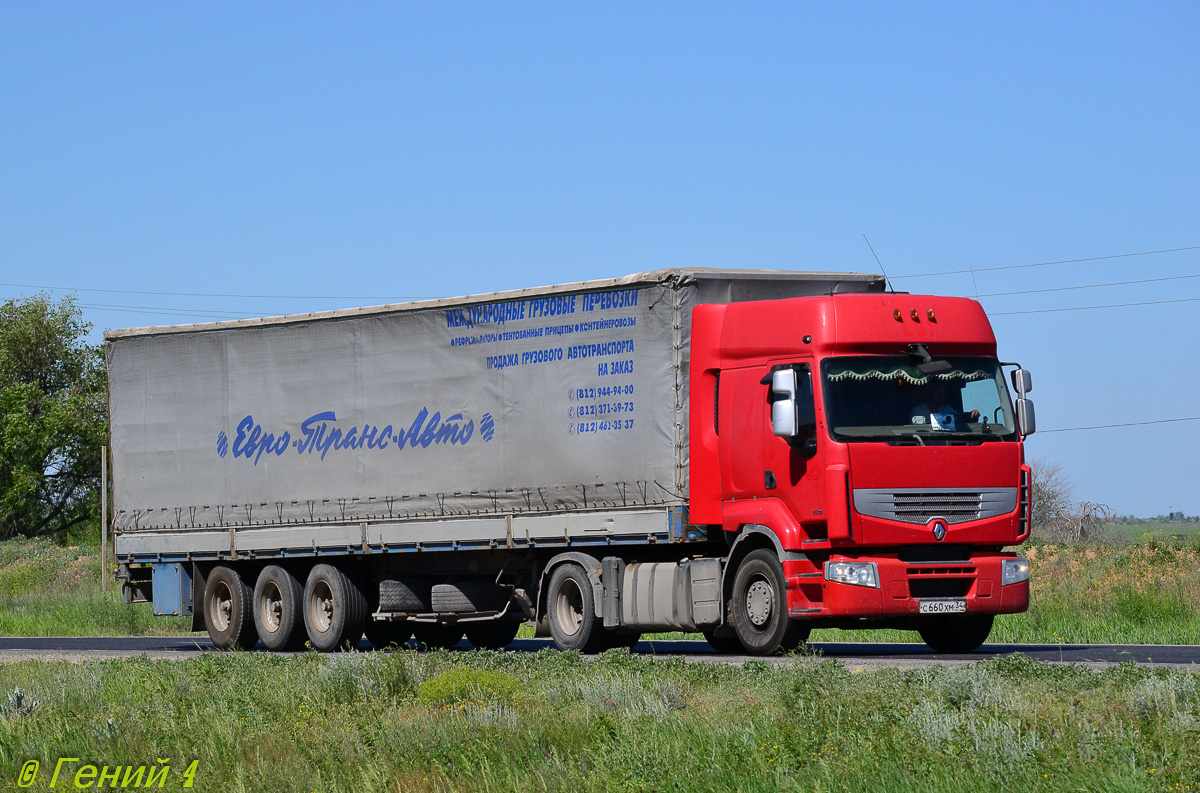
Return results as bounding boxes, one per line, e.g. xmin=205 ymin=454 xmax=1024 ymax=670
xmin=2 ymin=3 xmax=1197 ymax=515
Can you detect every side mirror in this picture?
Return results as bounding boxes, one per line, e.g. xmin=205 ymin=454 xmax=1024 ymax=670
xmin=1016 ymin=398 xmax=1036 ymax=436
xmin=771 ymin=369 xmax=798 ymax=437
xmin=1011 ymin=369 xmax=1032 ymax=396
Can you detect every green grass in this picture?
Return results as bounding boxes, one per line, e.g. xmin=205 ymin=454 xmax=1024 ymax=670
xmin=1107 ymin=522 xmax=1200 ymax=543
xmin=0 ymin=651 xmax=1197 ymax=791
xmin=0 ymin=538 xmax=190 ymax=637
xmin=4 ymin=534 xmax=1200 ymax=646
xmin=809 ymin=537 xmax=1200 ymax=646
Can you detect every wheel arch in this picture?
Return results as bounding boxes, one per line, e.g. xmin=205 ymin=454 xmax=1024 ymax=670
xmin=721 ymin=524 xmax=808 ymax=624
xmin=535 ymin=551 xmax=604 ymax=623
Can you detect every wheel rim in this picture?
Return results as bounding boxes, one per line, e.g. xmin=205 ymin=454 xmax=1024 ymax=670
xmin=745 ymin=578 xmax=773 ymax=628
xmin=210 ymin=581 xmax=233 ymax=633
xmin=309 ymin=580 xmax=334 ymax=633
xmin=259 ymin=581 xmax=283 ymax=634
xmin=553 ymin=577 xmax=585 ymax=637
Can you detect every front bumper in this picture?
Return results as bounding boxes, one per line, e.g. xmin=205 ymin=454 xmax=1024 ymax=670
xmin=785 ymin=553 xmax=1029 ymax=618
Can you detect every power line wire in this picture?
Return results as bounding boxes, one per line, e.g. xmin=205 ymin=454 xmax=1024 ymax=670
xmin=78 ymin=302 xmax=260 ymax=317
xmin=978 ymin=273 xmax=1200 ymax=298
xmin=892 ymin=244 xmax=1200 ymax=281
xmin=990 ymin=296 xmax=1200 ymax=316
xmin=3 ymin=243 xmax=1196 ymax=301
xmin=75 ymin=304 xmax=257 ymax=320
xmin=0 ymin=281 xmax=435 ymax=301
xmin=1042 ymin=416 xmax=1200 ymax=434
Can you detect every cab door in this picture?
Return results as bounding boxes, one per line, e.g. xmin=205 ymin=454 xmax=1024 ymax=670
xmin=717 ymin=365 xmax=765 ymax=499
xmin=760 ymin=360 xmax=828 ymax=538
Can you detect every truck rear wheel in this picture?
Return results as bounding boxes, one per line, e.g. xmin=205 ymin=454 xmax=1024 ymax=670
xmin=730 ymin=549 xmax=806 ymax=656
xmin=918 ymin=614 xmax=994 ymax=653
xmin=303 ymin=564 xmax=368 ymax=652
xmin=204 ymin=565 xmax=258 ymax=650
xmin=253 ymin=565 xmax=306 ymax=651
xmin=464 ymin=620 xmax=521 ymax=650
xmin=546 ymin=563 xmax=607 ymax=653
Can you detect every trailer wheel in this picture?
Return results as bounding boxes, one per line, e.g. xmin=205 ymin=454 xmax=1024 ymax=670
xmin=412 ymin=623 xmax=463 ymax=649
xmin=303 ymin=564 xmax=368 ymax=652
xmin=204 ymin=566 xmax=258 ymax=650
xmin=918 ymin=614 xmax=994 ymax=653
xmin=546 ymin=564 xmax=607 ymax=653
xmin=252 ymin=565 xmax=306 ymax=651
xmin=730 ymin=549 xmax=806 ymax=656
xmin=364 ymin=621 xmax=412 ymax=649
xmin=464 ymin=620 xmax=521 ymax=650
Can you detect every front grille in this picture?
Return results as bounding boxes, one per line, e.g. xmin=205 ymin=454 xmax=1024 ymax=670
xmin=893 ymin=492 xmax=982 ymax=524
xmin=854 ymin=487 xmax=1018 ymax=525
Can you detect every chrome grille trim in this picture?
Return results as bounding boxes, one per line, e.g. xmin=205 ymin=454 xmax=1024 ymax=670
xmin=853 ymin=487 xmax=1019 ymax=525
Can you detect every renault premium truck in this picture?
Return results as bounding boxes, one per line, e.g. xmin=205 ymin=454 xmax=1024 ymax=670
xmin=106 ymin=268 xmax=1034 ymax=655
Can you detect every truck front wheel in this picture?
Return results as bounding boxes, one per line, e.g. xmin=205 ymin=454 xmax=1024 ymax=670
xmin=918 ymin=614 xmax=994 ymax=653
xmin=253 ymin=565 xmax=306 ymax=651
xmin=303 ymin=564 xmax=368 ymax=652
xmin=546 ymin=564 xmax=607 ymax=653
xmin=204 ymin=565 xmax=259 ymax=650
xmin=730 ymin=549 xmax=807 ymax=655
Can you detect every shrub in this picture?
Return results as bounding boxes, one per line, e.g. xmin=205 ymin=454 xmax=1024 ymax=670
xmin=416 ymin=667 xmax=522 ymax=706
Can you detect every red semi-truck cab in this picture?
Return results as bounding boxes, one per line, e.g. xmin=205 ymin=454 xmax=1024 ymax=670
xmin=690 ymin=291 xmax=1033 ymax=653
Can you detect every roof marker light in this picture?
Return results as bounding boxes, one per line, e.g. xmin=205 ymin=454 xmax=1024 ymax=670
xmin=893 ymin=309 xmax=903 ymax=322
xmin=927 ymin=309 xmax=937 ymax=322
xmin=910 ymin=309 xmax=920 ymax=322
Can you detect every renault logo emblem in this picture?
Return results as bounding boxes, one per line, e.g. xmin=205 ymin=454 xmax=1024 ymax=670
xmin=931 ymin=519 xmax=947 ymax=541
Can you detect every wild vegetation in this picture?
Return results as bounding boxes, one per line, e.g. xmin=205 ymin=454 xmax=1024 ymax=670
xmin=4 ymin=532 xmax=1199 ymax=649
xmin=0 ymin=650 xmax=1197 ymax=792
xmin=0 ymin=295 xmax=106 ymax=541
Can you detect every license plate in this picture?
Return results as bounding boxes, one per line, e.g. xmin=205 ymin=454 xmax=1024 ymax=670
xmin=919 ymin=599 xmax=967 ymax=614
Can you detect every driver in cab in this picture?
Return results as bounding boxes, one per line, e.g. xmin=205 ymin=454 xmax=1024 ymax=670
xmin=910 ymin=380 xmax=980 ymax=431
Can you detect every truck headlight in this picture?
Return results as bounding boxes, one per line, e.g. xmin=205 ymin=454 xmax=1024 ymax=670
xmin=1002 ymin=558 xmax=1030 ymax=586
xmin=824 ymin=561 xmax=879 ymax=588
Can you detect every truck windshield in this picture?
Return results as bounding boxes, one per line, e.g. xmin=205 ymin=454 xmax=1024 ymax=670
xmin=820 ymin=356 xmax=1017 ymax=443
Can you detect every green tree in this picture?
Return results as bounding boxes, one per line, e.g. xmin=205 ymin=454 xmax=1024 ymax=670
xmin=0 ymin=294 xmax=106 ymax=539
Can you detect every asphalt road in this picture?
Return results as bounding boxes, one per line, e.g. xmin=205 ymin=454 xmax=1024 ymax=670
xmin=1 ymin=636 xmax=1198 ymax=668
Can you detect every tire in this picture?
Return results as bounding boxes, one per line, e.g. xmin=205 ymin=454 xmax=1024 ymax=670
xmin=730 ymin=549 xmax=806 ymax=656
xmin=546 ymin=563 xmax=607 ymax=653
xmin=412 ymin=622 xmax=463 ymax=649
xmin=364 ymin=621 xmax=412 ymax=649
xmin=204 ymin=565 xmax=259 ymax=651
xmin=378 ymin=579 xmax=431 ymax=612
xmin=703 ymin=630 xmax=745 ymax=655
xmin=252 ymin=565 xmax=306 ymax=651
xmin=602 ymin=631 xmax=641 ymax=651
xmin=302 ymin=564 xmax=368 ymax=652
xmin=431 ymin=581 xmax=508 ymax=613
xmin=918 ymin=614 xmax=994 ymax=653
xmin=464 ymin=620 xmax=521 ymax=650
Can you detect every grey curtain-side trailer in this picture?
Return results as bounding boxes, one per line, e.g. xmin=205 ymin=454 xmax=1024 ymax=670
xmin=107 ymin=268 xmax=889 ymax=652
